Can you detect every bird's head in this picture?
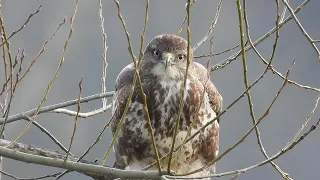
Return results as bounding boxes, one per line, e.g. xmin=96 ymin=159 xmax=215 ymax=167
xmin=141 ymin=34 xmax=193 ymax=80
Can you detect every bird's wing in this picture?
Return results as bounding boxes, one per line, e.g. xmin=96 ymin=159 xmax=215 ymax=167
xmin=111 ymin=63 xmax=135 ymax=169
xmin=193 ymin=62 xmax=222 ymax=172
xmin=193 ymin=62 xmax=223 ymax=114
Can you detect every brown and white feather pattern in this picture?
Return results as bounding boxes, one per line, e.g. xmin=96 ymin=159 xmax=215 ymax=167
xmin=111 ymin=34 xmax=222 ymax=179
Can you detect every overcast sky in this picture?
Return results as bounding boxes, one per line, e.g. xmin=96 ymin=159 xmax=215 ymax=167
xmin=0 ymin=0 xmax=320 ymax=179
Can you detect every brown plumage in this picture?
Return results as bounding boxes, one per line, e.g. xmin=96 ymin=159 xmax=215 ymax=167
xmin=111 ymin=34 xmax=222 ymax=178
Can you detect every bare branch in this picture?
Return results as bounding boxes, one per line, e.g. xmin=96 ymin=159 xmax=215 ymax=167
xmin=65 ymin=77 xmax=83 ymax=161
xmin=18 ymin=18 xmax=66 ymax=83
xmin=279 ymin=0 xmax=289 ymax=23
xmin=0 ymin=5 xmax=42 ymax=47
xmin=55 ymin=111 xmax=116 ymax=179
xmin=0 ymin=1 xmax=15 ymax=139
xmin=0 ymin=170 xmax=61 ymax=180
xmin=175 ymin=1 xmax=196 ymax=35
xmin=23 ymin=117 xmax=72 ymax=156
xmin=0 ymin=139 xmax=165 ymax=180
xmin=210 ymin=0 xmax=310 ymax=72
xmin=0 ymin=91 xmax=114 ymax=125
xmin=191 ymin=0 xmax=224 ymax=51
xmin=53 ymin=103 xmax=111 ymax=118
xmin=194 ymin=44 xmax=239 ymax=59
xmin=171 ymin=60 xmax=295 ymax=177
xmin=242 ymin=0 xmax=291 ymax=179
xmin=98 ymin=0 xmax=109 ymax=108
xmin=133 ymin=0 xmax=164 ymax=172
xmin=100 ymin=0 xmax=140 ymax=166
xmin=143 ymin=54 xmax=276 ymax=170
xmin=7 ymin=0 xmax=79 ymax=146
xmin=168 ymin=98 xmax=320 ymax=179
xmin=282 ymin=0 xmax=320 ymax=61
xmin=284 ymin=95 xmax=320 ymax=149
xmin=168 ymin=0 xmax=192 ymax=172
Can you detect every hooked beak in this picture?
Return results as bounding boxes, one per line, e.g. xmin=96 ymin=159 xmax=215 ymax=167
xmin=163 ymin=52 xmax=174 ymax=70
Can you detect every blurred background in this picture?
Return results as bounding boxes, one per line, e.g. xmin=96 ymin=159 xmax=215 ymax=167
xmin=0 ymin=0 xmax=319 ymax=179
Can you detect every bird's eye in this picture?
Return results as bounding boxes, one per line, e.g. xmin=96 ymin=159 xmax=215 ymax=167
xmin=178 ymin=54 xmax=184 ymax=60
xmin=153 ymin=50 xmax=160 ymax=57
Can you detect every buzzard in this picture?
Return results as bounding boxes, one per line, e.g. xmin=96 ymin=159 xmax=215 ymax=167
xmin=111 ymin=34 xmax=222 ymax=178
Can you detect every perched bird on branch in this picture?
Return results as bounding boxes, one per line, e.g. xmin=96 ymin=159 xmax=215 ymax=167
xmin=111 ymin=34 xmax=222 ymax=178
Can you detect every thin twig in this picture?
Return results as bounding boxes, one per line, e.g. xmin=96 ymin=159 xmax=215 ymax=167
xmin=100 ymin=0 xmax=140 ymax=166
xmin=194 ymin=44 xmax=239 ymax=59
xmin=79 ymin=112 xmax=116 ymax=160
xmin=54 ymin=112 xmax=115 ymax=179
xmin=18 ymin=18 xmax=66 ymax=83
xmin=0 ymin=2 xmax=15 ymax=138
xmin=133 ymin=0 xmax=164 ymax=172
xmin=210 ymin=0 xmax=310 ymax=72
xmin=237 ymin=0 xmax=250 ymax=122
xmin=284 ymin=95 xmax=320 ymax=150
xmin=98 ymin=0 xmax=108 ymax=108
xmin=0 ymin=2 xmax=8 ymax=81
xmin=53 ymin=104 xmax=111 ymax=118
xmin=211 ymin=1 xmax=319 ymax=94
xmin=279 ymin=0 xmax=289 ymax=23
xmin=23 ymin=116 xmax=72 ymax=156
xmin=0 ymin=48 xmax=25 ymax=96
xmin=282 ymin=0 xmax=320 ymax=61
xmin=0 ymin=91 xmax=114 ymax=125
xmin=0 ymin=170 xmax=18 ymax=179
xmin=242 ymin=0 xmax=291 ymax=179
xmin=65 ymin=77 xmax=83 ymax=161
xmin=163 ymin=39 xmax=214 ymax=172
xmin=6 ymin=0 xmax=78 ymax=147
xmin=0 ymin=170 xmax=61 ymax=180
xmin=168 ymin=112 xmax=320 ymax=179
xmin=242 ymin=12 xmax=319 ymax=95
xmin=191 ymin=0 xmax=224 ymax=52
xmin=142 ymin=54 xmax=276 ymax=171
xmin=0 ymin=5 xmax=42 ymax=47
xmin=176 ymin=13 xmax=187 ymax=35
xmin=167 ymin=0 xmax=192 ymax=173
xmin=175 ymin=1 xmax=196 ymax=35
xmin=173 ymin=60 xmax=295 ymax=177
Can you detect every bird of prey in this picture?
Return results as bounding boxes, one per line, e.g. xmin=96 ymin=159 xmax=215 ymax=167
xmin=111 ymin=34 xmax=222 ymax=178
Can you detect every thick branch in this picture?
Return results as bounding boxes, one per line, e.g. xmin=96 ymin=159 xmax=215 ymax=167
xmin=0 ymin=139 xmax=164 ymax=180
